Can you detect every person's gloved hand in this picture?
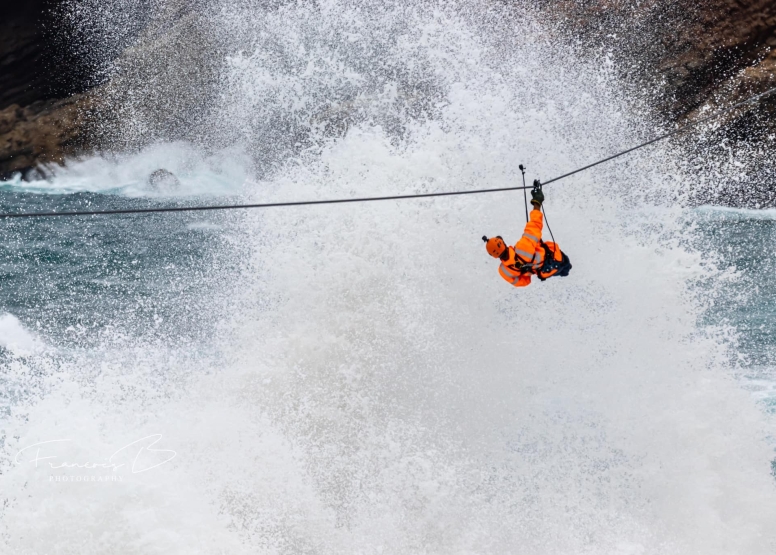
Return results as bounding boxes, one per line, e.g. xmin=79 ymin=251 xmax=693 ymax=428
xmin=530 ymin=182 xmax=544 ymax=207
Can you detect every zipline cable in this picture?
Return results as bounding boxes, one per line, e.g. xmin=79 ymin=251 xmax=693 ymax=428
xmin=541 ymin=204 xmax=556 ymax=245
xmin=520 ymin=170 xmax=556 ymax=242
xmin=541 ymin=85 xmax=776 ymax=186
xmin=1 ymin=85 xmax=774 ymax=220
xmin=0 ymin=185 xmax=538 ymax=219
xmin=519 ymin=164 xmax=529 ymax=222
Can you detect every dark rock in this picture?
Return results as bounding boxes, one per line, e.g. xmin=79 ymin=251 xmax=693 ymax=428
xmin=1 ymin=0 xmax=774 ymax=202
xmin=541 ymin=0 xmax=776 ymax=122
xmin=0 ymin=0 xmax=138 ymax=179
xmin=0 ymin=94 xmax=95 ymax=180
xmin=148 ymin=169 xmax=181 ymax=192
xmin=538 ymin=0 xmax=776 ymax=206
xmin=0 ymin=0 xmax=96 ymax=111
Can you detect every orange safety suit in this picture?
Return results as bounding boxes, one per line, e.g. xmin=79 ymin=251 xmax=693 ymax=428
xmin=497 ymin=209 xmax=566 ymax=287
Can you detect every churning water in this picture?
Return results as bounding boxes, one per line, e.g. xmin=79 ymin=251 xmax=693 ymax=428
xmin=1 ymin=1 xmax=775 ymax=553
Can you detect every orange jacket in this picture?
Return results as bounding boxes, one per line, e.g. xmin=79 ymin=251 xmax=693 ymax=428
xmin=498 ymin=209 xmax=563 ymax=287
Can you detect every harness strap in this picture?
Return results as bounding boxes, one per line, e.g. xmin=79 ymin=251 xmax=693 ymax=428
xmin=537 ymin=242 xmax=567 ymax=281
xmin=515 ymin=244 xmax=543 ymax=275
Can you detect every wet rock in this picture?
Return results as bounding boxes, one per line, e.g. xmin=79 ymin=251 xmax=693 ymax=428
xmin=0 ymin=0 xmax=120 ymax=180
xmin=1 ymin=0 xmax=774 ymax=203
xmin=0 ymin=94 xmax=95 ymax=180
xmin=148 ymin=168 xmax=181 ymax=192
xmin=544 ymin=0 xmax=776 ymax=122
xmin=1 ymin=1 xmax=100 ymax=111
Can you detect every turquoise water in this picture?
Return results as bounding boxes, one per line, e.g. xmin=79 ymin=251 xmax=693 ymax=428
xmin=0 ymin=190 xmax=242 ymax=348
xmin=692 ymin=207 xmax=776 ymax=417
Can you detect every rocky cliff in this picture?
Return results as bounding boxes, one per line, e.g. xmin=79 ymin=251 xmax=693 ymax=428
xmin=654 ymin=0 xmax=775 ymax=119
xmin=1 ymin=1 xmax=774 ymax=188
xmin=0 ymin=0 xmax=127 ymax=179
xmin=545 ymin=0 xmax=775 ymax=120
xmin=0 ymin=1 xmax=95 ymax=178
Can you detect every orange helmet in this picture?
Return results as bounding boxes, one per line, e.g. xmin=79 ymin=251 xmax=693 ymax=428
xmin=482 ymin=236 xmax=506 ymax=258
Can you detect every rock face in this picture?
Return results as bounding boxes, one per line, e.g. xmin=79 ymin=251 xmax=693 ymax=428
xmin=543 ymin=0 xmax=776 ymax=122
xmin=147 ymin=168 xmax=181 ymax=193
xmin=0 ymin=1 xmax=774 ymax=187
xmin=1 ymin=1 xmax=77 ymax=110
xmin=663 ymin=0 xmax=776 ymax=206
xmin=656 ymin=0 xmax=776 ymax=118
xmin=0 ymin=0 xmax=98 ymax=179
xmin=0 ymin=95 xmax=94 ymax=179
xmin=538 ymin=0 xmax=776 ymax=205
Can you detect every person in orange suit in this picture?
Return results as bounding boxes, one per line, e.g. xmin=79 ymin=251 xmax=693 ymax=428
xmin=483 ymin=184 xmax=571 ymax=287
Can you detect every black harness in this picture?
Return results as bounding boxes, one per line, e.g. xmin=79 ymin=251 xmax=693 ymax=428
xmin=509 ymin=243 xmax=572 ymax=282
xmin=536 ymin=242 xmax=572 ymax=281
xmin=512 ymin=242 xmax=548 ymax=274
